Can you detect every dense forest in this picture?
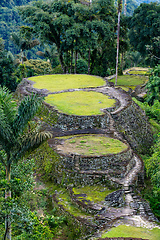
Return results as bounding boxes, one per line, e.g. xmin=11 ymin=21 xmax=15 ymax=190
xmin=0 ymin=0 xmax=160 ymax=239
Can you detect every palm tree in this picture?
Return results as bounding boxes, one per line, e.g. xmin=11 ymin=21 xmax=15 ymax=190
xmin=0 ymin=87 xmax=52 ymax=240
xmin=115 ymin=0 xmax=123 ymax=85
xmin=11 ymin=32 xmax=39 ymax=64
xmin=36 ymin=44 xmax=58 ymax=67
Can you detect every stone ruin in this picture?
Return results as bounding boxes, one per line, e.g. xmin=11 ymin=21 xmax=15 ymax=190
xmin=17 ymin=77 xmax=159 ymax=238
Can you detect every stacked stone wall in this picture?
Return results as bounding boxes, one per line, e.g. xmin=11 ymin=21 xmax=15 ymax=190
xmin=111 ymin=101 xmax=153 ymax=154
xmin=56 ymin=148 xmax=135 ymax=187
xmin=53 ymin=111 xmax=111 ymax=131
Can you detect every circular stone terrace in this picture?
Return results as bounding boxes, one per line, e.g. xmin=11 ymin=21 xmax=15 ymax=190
xmin=28 ymin=74 xmax=118 ymax=116
xmin=55 ymin=134 xmax=128 ymax=156
xmin=26 ymin=74 xmax=126 ymax=131
xmin=53 ymin=134 xmax=134 ymax=185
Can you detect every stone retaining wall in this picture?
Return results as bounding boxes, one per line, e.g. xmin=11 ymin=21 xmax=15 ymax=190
xmin=111 ymin=101 xmax=153 ymax=154
xmin=53 ymin=111 xmax=111 ymax=131
xmin=59 ymin=148 xmax=132 ymax=172
xmin=56 ymin=148 xmax=134 ymax=187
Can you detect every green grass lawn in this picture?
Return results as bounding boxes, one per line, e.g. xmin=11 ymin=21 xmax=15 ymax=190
xmin=101 ymin=225 xmax=160 ymax=240
xmin=110 ymin=75 xmax=148 ymax=87
xmin=73 ymin=185 xmax=114 ymax=203
xmin=45 ymin=91 xmax=116 ymax=115
xmin=29 ymin=74 xmax=105 ymax=92
xmin=56 ymin=134 xmax=128 ymax=155
xmin=128 ymin=70 xmax=149 ymax=75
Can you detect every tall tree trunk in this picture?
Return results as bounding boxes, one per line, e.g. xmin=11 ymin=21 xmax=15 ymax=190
xmin=20 ymin=49 xmax=24 ymax=64
xmin=115 ymin=7 xmax=121 ymax=86
xmin=57 ymin=46 xmax=65 ymax=73
xmin=59 ymin=53 xmax=65 ymax=73
xmin=4 ymin=163 xmax=11 ymax=240
xmin=124 ymin=0 xmax=127 ymax=16
xmin=70 ymin=49 xmax=73 ymax=74
xmin=120 ymin=52 xmax=124 ymax=74
xmin=74 ymin=50 xmax=78 ymax=74
xmin=88 ymin=48 xmax=91 ymax=75
xmin=90 ymin=49 xmax=97 ymax=73
xmin=88 ymin=0 xmax=92 ymax=75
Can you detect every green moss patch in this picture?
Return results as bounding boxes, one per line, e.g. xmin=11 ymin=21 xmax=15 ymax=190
xmin=116 ymin=86 xmax=136 ymax=92
xmin=101 ymin=225 xmax=160 ymax=240
xmin=73 ymin=185 xmax=114 ymax=203
xmin=56 ymin=134 xmax=128 ymax=155
xmin=57 ymin=189 xmax=93 ymax=218
xmin=110 ymin=75 xmax=148 ymax=87
xmin=30 ymin=74 xmax=105 ymax=92
xmin=45 ymin=91 xmax=116 ymax=115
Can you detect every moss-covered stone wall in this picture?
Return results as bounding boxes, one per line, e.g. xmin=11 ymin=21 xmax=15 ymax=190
xmin=55 ymin=148 xmax=134 ymax=187
xmin=111 ymin=101 xmax=153 ymax=154
xmin=53 ymin=110 xmax=111 ymax=131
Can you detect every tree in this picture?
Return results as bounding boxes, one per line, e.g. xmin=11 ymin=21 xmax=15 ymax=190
xmin=0 ymin=87 xmax=52 ymax=240
xmin=11 ymin=28 xmax=39 ymax=63
xmin=0 ymin=38 xmax=19 ymax=91
xmin=36 ymin=44 xmax=58 ymax=68
xmin=146 ymin=36 xmax=160 ymax=63
xmin=129 ymin=2 xmax=160 ymax=66
xmin=18 ymin=0 xmax=116 ymax=75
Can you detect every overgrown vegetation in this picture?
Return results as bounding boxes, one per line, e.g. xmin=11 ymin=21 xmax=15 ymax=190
xmin=24 ymin=59 xmax=53 ymax=77
xmin=133 ymin=66 xmax=160 ymax=219
xmin=73 ymin=185 xmax=114 ymax=203
xmin=146 ymin=65 xmax=160 ymax=105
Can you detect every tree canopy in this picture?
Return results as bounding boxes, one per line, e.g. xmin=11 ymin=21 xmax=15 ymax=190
xmin=18 ymin=0 xmax=117 ymax=75
xmin=129 ymin=2 xmax=160 ymax=66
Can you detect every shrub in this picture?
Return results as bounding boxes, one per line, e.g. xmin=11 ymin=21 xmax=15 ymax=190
xmin=24 ymin=59 xmax=53 ymax=77
xmin=146 ymin=65 xmax=160 ymax=105
xmin=133 ymin=98 xmax=160 ymax=123
xmin=14 ymin=64 xmax=27 ymax=81
xmin=76 ymin=59 xmax=88 ymax=74
xmin=52 ymin=64 xmax=64 ymax=74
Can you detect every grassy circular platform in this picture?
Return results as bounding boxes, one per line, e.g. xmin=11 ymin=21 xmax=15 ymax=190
xmin=110 ymin=75 xmax=148 ymax=87
xmin=128 ymin=70 xmax=149 ymax=75
xmin=101 ymin=225 xmax=160 ymax=240
xmin=56 ymin=134 xmax=128 ymax=155
xmin=29 ymin=74 xmax=105 ymax=92
xmin=45 ymin=91 xmax=116 ymax=115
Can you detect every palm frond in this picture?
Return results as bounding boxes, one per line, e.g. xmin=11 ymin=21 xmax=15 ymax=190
xmin=0 ymin=150 xmax=7 ymax=167
xmin=0 ymin=87 xmax=17 ymax=124
xmin=12 ymin=131 xmax=52 ymax=163
xmin=0 ymin=105 xmax=15 ymax=149
xmin=10 ymin=33 xmax=22 ymax=48
xmin=12 ymin=94 xmax=43 ymax=136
